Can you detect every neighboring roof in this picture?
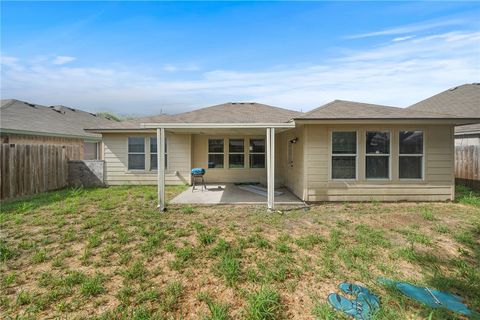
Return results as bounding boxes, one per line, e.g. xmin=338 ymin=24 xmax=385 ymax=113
xmin=408 ymin=83 xmax=480 ymax=117
xmin=295 ymin=100 xmax=465 ymax=120
xmin=0 ymin=99 xmax=114 ymax=139
xmin=455 ymin=123 xmax=480 ymax=135
xmin=90 ymin=102 xmax=303 ymax=130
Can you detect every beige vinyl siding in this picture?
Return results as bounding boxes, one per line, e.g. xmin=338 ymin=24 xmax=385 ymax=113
xmin=279 ymin=126 xmax=305 ymax=199
xmin=304 ymin=124 xmax=454 ymax=202
xmin=191 ymin=134 xmax=285 ymax=187
xmin=103 ymin=133 xmax=191 ymax=185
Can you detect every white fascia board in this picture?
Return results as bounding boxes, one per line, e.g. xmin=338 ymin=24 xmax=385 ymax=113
xmin=294 ymin=119 xmax=480 ymax=125
xmin=140 ymin=122 xmax=296 ymax=129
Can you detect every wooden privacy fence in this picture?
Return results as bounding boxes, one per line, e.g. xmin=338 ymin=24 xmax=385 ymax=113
xmin=0 ymin=144 xmax=75 ymax=200
xmin=455 ymin=144 xmax=480 ymax=183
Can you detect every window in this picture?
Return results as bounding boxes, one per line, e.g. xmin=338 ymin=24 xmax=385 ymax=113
xmin=84 ymin=142 xmax=98 ymax=160
xmin=331 ymin=131 xmax=357 ymax=179
xmin=365 ymin=131 xmax=390 ymax=179
xmin=249 ymin=139 xmax=265 ymax=168
xmin=399 ymin=131 xmax=424 ymax=179
xmin=128 ymin=137 xmax=145 ymax=170
xmin=150 ymin=137 xmax=167 ymax=170
xmin=208 ymin=139 xmax=224 ymax=168
xmin=229 ymin=139 xmax=245 ymax=168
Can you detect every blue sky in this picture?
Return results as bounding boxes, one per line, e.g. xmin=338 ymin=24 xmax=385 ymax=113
xmin=1 ymin=1 xmax=479 ymax=115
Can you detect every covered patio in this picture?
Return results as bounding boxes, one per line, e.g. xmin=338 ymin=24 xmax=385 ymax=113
xmin=170 ymin=183 xmax=303 ymax=205
xmin=140 ymin=122 xmax=296 ymax=211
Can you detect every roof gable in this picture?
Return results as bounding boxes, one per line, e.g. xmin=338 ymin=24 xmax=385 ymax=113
xmin=296 ymin=100 xmax=457 ymax=120
xmin=89 ymin=102 xmax=303 ymax=130
xmin=1 ymin=99 xmax=114 ymax=139
xmin=408 ymin=83 xmax=480 ymax=117
xmin=172 ymin=102 xmax=302 ymax=123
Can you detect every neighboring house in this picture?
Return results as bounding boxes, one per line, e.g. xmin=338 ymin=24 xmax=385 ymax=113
xmin=408 ymin=83 xmax=480 ymax=188
xmin=88 ymin=95 xmax=479 ymax=209
xmin=0 ymin=99 xmax=114 ymax=160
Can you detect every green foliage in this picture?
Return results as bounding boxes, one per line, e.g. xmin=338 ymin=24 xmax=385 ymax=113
xmin=161 ymin=281 xmax=183 ymax=312
xmin=294 ymin=234 xmax=323 ymax=250
xmin=215 ymin=252 xmax=241 ymax=287
xmin=245 ymin=287 xmax=283 ymax=320
xmin=311 ymin=301 xmax=337 ymax=319
xmin=123 ymin=261 xmax=148 ymax=281
xmin=456 ymin=185 xmax=480 ymax=207
xmin=199 ymin=230 xmax=217 ymax=245
xmin=0 ymin=240 xmax=16 ymax=261
xmin=181 ymin=206 xmax=196 ymax=214
xmin=420 ymin=207 xmax=436 ymax=221
xmin=203 ymin=298 xmax=231 ymax=320
xmin=95 ymin=111 xmax=123 ymax=122
xmin=80 ymin=274 xmax=105 ymax=297
xmin=170 ymin=246 xmax=194 ymax=270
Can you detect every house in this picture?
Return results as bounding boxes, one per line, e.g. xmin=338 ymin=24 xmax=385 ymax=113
xmin=408 ymin=84 xmax=480 ymax=189
xmin=88 ymin=93 xmax=479 ymax=209
xmin=0 ymin=99 xmax=114 ymax=160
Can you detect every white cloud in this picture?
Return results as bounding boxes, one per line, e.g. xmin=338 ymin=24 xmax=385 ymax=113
xmin=347 ymin=18 xmax=468 ymax=39
xmin=392 ymin=35 xmax=415 ymax=42
xmin=163 ymin=64 xmax=200 ymax=72
xmin=1 ymin=30 xmax=479 ymax=115
xmin=52 ymin=56 xmax=76 ymax=65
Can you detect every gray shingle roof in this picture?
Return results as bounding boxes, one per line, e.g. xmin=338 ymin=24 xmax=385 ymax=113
xmin=295 ymin=100 xmax=462 ymax=120
xmin=90 ymin=102 xmax=303 ymax=130
xmin=408 ymin=83 xmax=480 ymax=117
xmin=1 ymin=99 xmax=114 ymax=139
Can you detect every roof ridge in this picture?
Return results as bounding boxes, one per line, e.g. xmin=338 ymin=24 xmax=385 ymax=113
xmin=0 ymin=99 xmax=18 ymax=110
xmin=302 ymin=100 xmax=339 ymax=115
xmin=408 ymin=83 xmax=479 ymax=109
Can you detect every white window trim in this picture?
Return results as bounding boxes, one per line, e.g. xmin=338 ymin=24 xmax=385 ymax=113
xmin=149 ymin=137 xmax=168 ymax=172
xmin=207 ymin=137 xmax=225 ymax=169
xmin=127 ymin=136 xmax=146 ymax=172
xmin=249 ymin=138 xmax=266 ymax=169
xmin=228 ymin=138 xmax=246 ymax=169
xmin=330 ymin=130 xmax=358 ymax=181
xmin=365 ymin=130 xmax=392 ymax=180
xmin=398 ymin=130 xmax=425 ymax=181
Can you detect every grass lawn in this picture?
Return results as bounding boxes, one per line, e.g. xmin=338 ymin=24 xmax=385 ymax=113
xmin=1 ymin=185 xmax=479 ymax=319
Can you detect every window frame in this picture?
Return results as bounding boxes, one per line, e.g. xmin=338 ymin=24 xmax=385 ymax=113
xmin=149 ymin=137 xmax=167 ymax=171
xmin=249 ymin=138 xmax=266 ymax=169
xmin=228 ymin=138 xmax=245 ymax=169
xmin=127 ymin=136 xmax=146 ymax=171
xmin=398 ymin=130 xmax=425 ymax=181
xmin=365 ymin=130 xmax=391 ymax=180
xmin=330 ymin=130 xmax=358 ymax=181
xmin=207 ymin=138 xmax=225 ymax=169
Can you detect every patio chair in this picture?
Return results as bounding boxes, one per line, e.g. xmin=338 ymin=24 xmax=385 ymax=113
xmin=191 ymin=168 xmax=206 ymax=192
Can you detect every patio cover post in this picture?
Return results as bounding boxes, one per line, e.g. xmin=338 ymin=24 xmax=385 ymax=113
xmin=157 ymin=128 xmax=166 ymax=211
xmin=267 ymin=127 xmax=275 ymax=211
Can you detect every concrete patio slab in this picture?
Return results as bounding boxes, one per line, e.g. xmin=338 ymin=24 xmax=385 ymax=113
xmin=170 ymin=183 xmax=303 ymax=205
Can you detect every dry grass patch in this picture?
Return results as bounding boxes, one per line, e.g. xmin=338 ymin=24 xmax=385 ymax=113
xmin=1 ymin=185 xmax=479 ymax=319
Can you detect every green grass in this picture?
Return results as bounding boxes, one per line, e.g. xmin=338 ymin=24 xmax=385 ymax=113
xmin=1 ymin=184 xmax=479 ymax=319
xmin=80 ymin=274 xmax=105 ymax=297
xmin=456 ymin=184 xmax=480 ymax=207
xmin=245 ymin=287 xmax=283 ymax=320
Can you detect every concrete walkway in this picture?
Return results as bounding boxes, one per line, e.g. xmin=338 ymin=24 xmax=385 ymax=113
xmin=170 ymin=183 xmax=303 ymax=205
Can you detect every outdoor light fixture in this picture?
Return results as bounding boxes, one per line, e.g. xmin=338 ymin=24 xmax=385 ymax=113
xmin=290 ymin=137 xmax=298 ymax=144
